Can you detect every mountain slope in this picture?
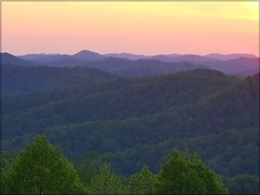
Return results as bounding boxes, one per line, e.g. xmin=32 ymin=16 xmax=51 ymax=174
xmin=72 ymin=50 xmax=105 ymax=61
xmin=15 ymin=51 xmax=259 ymax=77
xmin=2 ymin=69 xmax=259 ymax=194
xmin=205 ymin=57 xmax=259 ymax=75
xmin=104 ymin=52 xmax=146 ymax=60
xmin=2 ymin=63 xmax=118 ymax=95
xmin=146 ymin=54 xmax=218 ymax=64
xmin=115 ymin=59 xmax=210 ymax=76
xmin=205 ymin=53 xmax=258 ymax=61
xmin=1 ymin=52 xmax=38 ymax=66
xmin=3 ymin=69 xmax=257 ymax=144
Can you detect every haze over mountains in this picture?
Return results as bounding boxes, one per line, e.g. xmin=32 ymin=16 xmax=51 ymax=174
xmin=1 ymin=49 xmax=259 ymax=194
xmin=1 ymin=50 xmax=258 ymax=78
xmin=18 ymin=49 xmax=258 ymax=62
xmin=2 ymin=67 xmax=259 ymax=194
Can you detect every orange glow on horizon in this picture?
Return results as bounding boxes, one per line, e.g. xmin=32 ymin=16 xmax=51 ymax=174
xmin=2 ymin=2 xmax=259 ymax=56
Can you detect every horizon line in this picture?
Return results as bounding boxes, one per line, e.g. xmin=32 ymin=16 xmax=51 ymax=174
xmin=2 ymin=50 xmax=259 ymax=58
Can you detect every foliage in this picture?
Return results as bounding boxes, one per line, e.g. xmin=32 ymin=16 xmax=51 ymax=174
xmin=88 ymin=162 xmax=129 ymax=194
xmin=1 ymin=134 xmax=256 ymax=195
xmin=72 ymin=151 xmax=107 ymax=186
xmin=3 ymin=135 xmax=88 ymax=194
xmin=2 ymin=63 xmax=117 ymax=95
xmin=2 ymin=69 xmax=259 ymax=194
xmin=155 ymin=149 xmax=228 ymax=194
xmin=128 ymin=164 xmax=156 ymax=194
xmin=224 ymin=174 xmax=260 ymax=194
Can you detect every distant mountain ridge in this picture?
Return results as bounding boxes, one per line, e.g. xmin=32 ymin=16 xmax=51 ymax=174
xmin=17 ymin=50 xmax=258 ymax=62
xmin=205 ymin=53 xmax=258 ymax=61
xmin=72 ymin=50 xmax=105 ymax=61
xmin=2 ymin=50 xmax=259 ymax=77
xmin=19 ymin=53 xmax=64 ymax=64
xmin=205 ymin=57 xmax=259 ymax=75
xmin=2 ymin=52 xmax=211 ymax=77
xmin=146 ymin=54 xmax=219 ymax=64
xmin=1 ymin=52 xmax=37 ymax=66
xmin=104 ymin=52 xmax=146 ymax=60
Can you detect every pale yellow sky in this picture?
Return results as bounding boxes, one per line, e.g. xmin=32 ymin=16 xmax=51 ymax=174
xmin=2 ymin=2 xmax=259 ymax=56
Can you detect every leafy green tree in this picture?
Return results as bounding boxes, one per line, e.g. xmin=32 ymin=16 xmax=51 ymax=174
xmin=88 ymin=161 xmax=129 ymax=194
xmin=155 ymin=149 xmax=228 ymax=194
xmin=73 ymin=151 xmax=107 ymax=185
xmin=3 ymin=135 xmax=88 ymax=194
xmin=1 ymin=157 xmax=11 ymax=194
xmin=128 ymin=164 xmax=156 ymax=194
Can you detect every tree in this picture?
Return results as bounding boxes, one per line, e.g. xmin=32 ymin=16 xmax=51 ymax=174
xmin=1 ymin=157 xmax=11 ymax=194
xmin=155 ymin=149 xmax=228 ymax=195
xmin=3 ymin=135 xmax=88 ymax=194
xmin=88 ymin=161 xmax=129 ymax=194
xmin=128 ymin=164 xmax=156 ymax=194
xmin=73 ymin=151 xmax=106 ymax=185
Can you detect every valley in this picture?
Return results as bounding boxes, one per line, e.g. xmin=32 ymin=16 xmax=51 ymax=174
xmin=1 ymin=50 xmax=259 ymax=194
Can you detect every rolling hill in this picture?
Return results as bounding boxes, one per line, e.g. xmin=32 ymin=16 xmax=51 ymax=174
xmin=1 ymin=57 xmax=259 ymax=194
xmin=2 ymin=63 xmax=118 ymax=95
xmin=15 ymin=50 xmax=259 ymax=76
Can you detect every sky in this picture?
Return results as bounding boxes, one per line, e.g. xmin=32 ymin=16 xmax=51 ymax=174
xmin=2 ymin=2 xmax=259 ymax=56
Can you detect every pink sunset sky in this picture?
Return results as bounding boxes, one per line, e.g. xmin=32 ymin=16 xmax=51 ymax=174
xmin=2 ymin=2 xmax=259 ymax=56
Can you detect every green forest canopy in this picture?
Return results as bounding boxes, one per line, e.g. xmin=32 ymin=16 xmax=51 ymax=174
xmin=1 ymin=135 xmax=228 ymax=195
xmin=1 ymin=68 xmax=259 ymax=194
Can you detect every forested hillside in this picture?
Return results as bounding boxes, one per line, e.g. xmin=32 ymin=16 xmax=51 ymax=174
xmin=2 ymin=63 xmax=118 ymax=95
xmin=1 ymin=135 xmax=229 ymax=194
xmin=1 ymin=66 xmax=259 ymax=194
